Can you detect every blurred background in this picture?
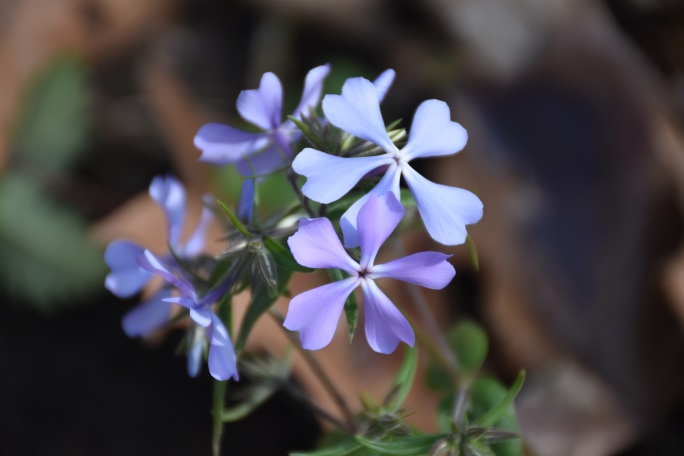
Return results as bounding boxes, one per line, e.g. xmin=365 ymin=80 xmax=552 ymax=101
xmin=2 ymin=0 xmax=684 ymax=454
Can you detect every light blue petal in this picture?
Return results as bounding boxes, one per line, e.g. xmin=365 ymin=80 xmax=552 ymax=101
xmin=139 ymin=250 xmax=194 ymax=297
xmin=121 ymin=289 xmax=172 ymax=337
xmin=401 ymin=100 xmax=468 ymax=161
xmin=287 ymin=218 xmax=359 ymax=273
xmin=291 ymin=64 xmax=331 ymax=120
xmin=293 ymin=148 xmax=392 ymax=204
xmin=149 ymin=175 xmax=186 ymax=247
xmin=195 ymin=123 xmax=270 ymax=164
xmin=237 ymin=179 xmax=255 ymax=224
xmin=284 ymin=278 xmax=358 ymax=350
xmin=361 ymin=280 xmax=414 ymax=354
xmin=187 ymin=325 xmax=205 ymax=378
xmin=104 ymin=240 xmax=151 ymax=298
xmin=373 ymin=69 xmax=395 ymax=103
xmin=182 ymin=200 xmax=213 ymax=256
xmin=340 ymin=165 xmax=402 ymax=248
xmin=322 ymin=77 xmax=396 ymax=152
xmin=208 ymin=314 xmax=239 ymax=381
xmin=237 ymin=72 xmax=283 ymax=130
xmin=357 ymin=193 xmax=404 ymax=270
xmin=403 ymin=165 xmax=483 ymax=246
xmin=190 ymin=307 xmax=213 ymax=328
xmin=371 ymin=252 xmax=455 ymax=289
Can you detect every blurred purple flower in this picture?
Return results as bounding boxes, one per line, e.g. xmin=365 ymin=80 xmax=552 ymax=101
xmin=292 ymin=76 xmax=483 ymax=247
xmin=139 ymin=250 xmax=238 ymax=381
xmin=194 ymin=64 xmax=331 ymax=173
xmin=284 ymin=193 xmax=455 ymax=354
xmin=104 ymin=176 xmax=213 ymax=336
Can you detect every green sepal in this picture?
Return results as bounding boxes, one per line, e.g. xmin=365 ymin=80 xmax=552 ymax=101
xmin=466 ymin=235 xmax=480 ymax=272
xmin=355 ymin=435 xmax=447 ymax=455
xmin=216 ymin=199 xmax=252 ymax=238
xmin=288 ymin=115 xmax=326 ymax=151
xmin=289 ymin=438 xmax=362 ymax=456
xmin=222 ymin=383 xmax=278 ymax=422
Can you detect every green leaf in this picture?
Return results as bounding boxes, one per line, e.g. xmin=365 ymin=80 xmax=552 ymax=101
xmin=222 ymin=383 xmax=278 ymax=422
xmin=263 ymin=236 xmax=313 ymax=273
xmin=447 ymin=320 xmax=488 ymax=374
xmin=473 ymin=371 xmax=525 ymax=427
xmin=235 ymin=265 xmax=293 ymax=352
xmin=384 ymin=347 xmax=418 ymax=410
xmin=216 ymin=199 xmax=252 ymax=238
xmin=11 ymin=56 xmax=91 ymax=170
xmin=0 ymin=175 xmax=106 ymax=311
xmin=466 ymin=235 xmax=480 ymax=272
xmin=466 ymin=427 xmax=520 ymax=444
xmin=464 ymin=440 xmax=496 ymax=456
xmin=328 ymin=269 xmax=358 ymax=342
xmin=355 ymin=435 xmax=446 ymax=455
xmin=290 ymin=438 xmax=362 ymax=456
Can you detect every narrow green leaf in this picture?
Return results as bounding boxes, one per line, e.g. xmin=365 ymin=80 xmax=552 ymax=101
xmin=355 ymin=435 xmax=446 ymax=455
xmin=290 ymin=438 xmax=362 ymax=456
xmin=328 ymin=269 xmax=358 ymax=342
xmin=466 ymin=427 xmax=520 ymax=444
xmin=466 ymin=235 xmax=480 ymax=272
xmin=447 ymin=320 xmax=488 ymax=374
xmin=222 ymin=383 xmax=278 ymax=422
xmin=464 ymin=441 xmax=496 ymax=456
xmin=384 ymin=347 xmax=418 ymax=410
xmin=263 ymin=236 xmax=313 ymax=273
xmin=473 ymin=371 xmax=525 ymax=427
xmin=216 ymin=199 xmax=252 ymax=238
xmin=235 ymin=266 xmax=293 ymax=352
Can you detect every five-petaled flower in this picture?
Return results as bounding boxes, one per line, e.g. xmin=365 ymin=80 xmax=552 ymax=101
xmin=284 ymin=193 xmax=456 ymax=354
xmin=292 ymin=76 xmax=483 ymax=247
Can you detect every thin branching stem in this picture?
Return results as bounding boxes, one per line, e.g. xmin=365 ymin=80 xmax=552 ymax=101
xmin=270 ymin=309 xmax=359 ymax=432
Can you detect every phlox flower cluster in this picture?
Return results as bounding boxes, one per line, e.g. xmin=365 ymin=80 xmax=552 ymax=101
xmin=105 ymin=64 xmax=482 ymax=382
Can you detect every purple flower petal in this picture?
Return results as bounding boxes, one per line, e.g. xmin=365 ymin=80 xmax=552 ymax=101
xmin=238 ymin=142 xmax=288 ymax=177
xmin=187 ymin=325 xmax=205 ymax=378
xmin=190 ymin=307 xmax=213 ymax=328
xmin=340 ymin=165 xmax=402 ymax=248
xmin=121 ymin=289 xmax=172 ymax=337
xmin=361 ymin=279 xmax=414 ymax=354
xmin=291 ymin=64 xmax=331 ymax=120
xmin=237 ymin=72 xmax=283 ymax=131
xmin=237 ymin=179 xmax=255 ymax=223
xmin=139 ymin=250 xmax=194 ymax=297
xmin=195 ymin=123 xmax=269 ymax=165
xmin=357 ymin=193 xmax=405 ymax=269
xmin=293 ymin=148 xmax=392 ymax=204
xmin=373 ymin=69 xmax=396 ymax=103
xmin=323 ymin=77 xmax=396 ymax=152
xmin=149 ymin=176 xmax=186 ymax=247
xmin=183 ymin=202 xmax=213 ymax=256
xmin=284 ymin=277 xmax=358 ymax=350
xmin=208 ymin=314 xmax=239 ymax=381
xmin=403 ymin=165 xmax=483 ymax=246
xmin=287 ymin=218 xmax=359 ymax=273
xmin=402 ymin=100 xmax=468 ymax=161
xmin=371 ymin=252 xmax=455 ymax=289
xmin=104 ymin=240 xmax=152 ymax=298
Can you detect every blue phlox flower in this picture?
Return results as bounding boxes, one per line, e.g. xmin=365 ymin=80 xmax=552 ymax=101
xmin=104 ymin=175 xmax=214 ymax=336
xmin=292 ymin=75 xmax=483 ymax=247
xmin=194 ymin=64 xmax=332 ymax=171
xmin=138 ymin=249 xmax=239 ymax=381
xmin=284 ymin=193 xmax=455 ymax=354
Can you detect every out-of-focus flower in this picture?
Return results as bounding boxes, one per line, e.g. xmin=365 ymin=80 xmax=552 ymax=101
xmin=292 ymin=76 xmax=483 ymax=247
xmin=284 ymin=193 xmax=455 ymax=354
xmin=139 ymin=250 xmax=239 ymax=381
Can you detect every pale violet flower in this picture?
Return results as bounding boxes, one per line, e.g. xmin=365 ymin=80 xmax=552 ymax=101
xmin=284 ymin=193 xmax=455 ymax=354
xmin=139 ymin=250 xmax=239 ymax=381
xmin=292 ymin=76 xmax=483 ymax=247
xmin=194 ymin=64 xmax=332 ymax=175
xmin=104 ymin=175 xmax=213 ymax=337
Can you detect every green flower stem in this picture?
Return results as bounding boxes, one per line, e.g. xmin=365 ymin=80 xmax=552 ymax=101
xmin=212 ymin=296 xmax=233 ymax=456
xmin=286 ymin=168 xmax=316 ymax=218
xmin=270 ymin=309 xmax=359 ymax=433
